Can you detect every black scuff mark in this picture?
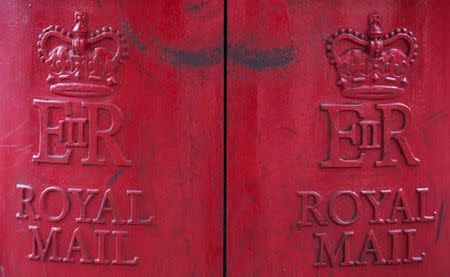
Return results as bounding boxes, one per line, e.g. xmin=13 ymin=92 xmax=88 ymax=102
xmin=426 ymin=108 xmax=448 ymax=122
xmin=280 ymin=126 xmax=298 ymax=136
xmin=435 ymin=201 xmax=444 ymax=241
xmin=120 ymin=20 xmax=148 ymax=55
xmin=188 ymin=1 xmax=209 ymax=11
xmin=162 ymin=46 xmax=223 ymax=67
xmin=228 ymin=45 xmax=295 ymax=70
xmin=107 ymin=168 xmax=123 ymax=187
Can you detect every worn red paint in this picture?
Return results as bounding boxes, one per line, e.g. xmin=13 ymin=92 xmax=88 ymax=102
xmin=0 ymin=0 xmax=223 ymax=276
xmin=1 ymin=0 xmax=450 ymax=276
xmin=228 ymin=0 xmax=449 ymax=276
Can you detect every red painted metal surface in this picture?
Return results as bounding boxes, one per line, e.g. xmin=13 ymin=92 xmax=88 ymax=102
xmin=228 ymin=0 xmax=449 ymax=276
xmin=1 ymin=0 xmax=450 ymax=276
xmin=0 ymin=1 xmax=223 ymax=276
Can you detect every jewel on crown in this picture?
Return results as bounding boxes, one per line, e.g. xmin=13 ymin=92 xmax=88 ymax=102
xmin=37 ymin=12 xmax=127 ymax=97
xmin=326 ymin=13 xmax=418 ymax=99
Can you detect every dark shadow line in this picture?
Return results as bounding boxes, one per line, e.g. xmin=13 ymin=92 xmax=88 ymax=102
xmin=223 ymin=0 xmax=228 ymax=276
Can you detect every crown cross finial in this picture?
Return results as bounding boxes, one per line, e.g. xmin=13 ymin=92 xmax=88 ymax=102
xmin=73 ymin=12 xmax=88 ymax=36
xmin=72 ymin=12 xmax=89 ymax=56
xmin=326 ymin=13 xmax=418 ymax=100
xmin=367 ymin=13 xmax=383 ymax=39
xmin=37 ymin=12 xmax=127 ymax=98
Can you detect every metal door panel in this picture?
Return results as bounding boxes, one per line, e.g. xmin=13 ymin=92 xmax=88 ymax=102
xmin=228 ymin=1 xmax=449 ymax=276
xmin=0 ymin=1 xmax=223 ymax=276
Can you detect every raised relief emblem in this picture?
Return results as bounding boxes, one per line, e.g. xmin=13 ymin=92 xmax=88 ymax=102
xmin=298 ymin=15 xmax=436 ymax=268
xmin=34 ymin=12 xmax=131 ymax=166
xmin=325 ymin=13 xmax=418 ymax=100
xmin=296 ymin=14 xmax=441 ymax=267
xmin=37 ymin=11 xmax=127 ymax=97
xmin=321 ymin=14 xmax=420 ymax=168
xmin=19 ymin=13 xmax=156 ymax=266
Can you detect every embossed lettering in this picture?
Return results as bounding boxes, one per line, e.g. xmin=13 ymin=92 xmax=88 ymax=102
xmin=39 ymin=186 xmax=69 ymax=222
xmin=126 ymin=190 xmax=153 ymax=225
xmin=359 ymin=120 xmax=381 ymax=149
xmin=33 ymin=100 xmax=131 ymax=166
xmin=321 ymin=103 xmax=420 ymax=168
xmin=28 ymin=226 xmax=139 ymax=265
xmin=297 ymin=191 xmax=328 ymax=227
xmin=93 ymin=188 xmax=125 ymax=224
xmin=112 ymin=231 xmax=138 ymax=265
xmin=28 ymin=226 xmax=62 ymax=262
xmin=94 ymin=229 xmax=110 ymax=264
xmin=375 ymin=103 xmax=420 ymax=167
xmin=415 ymin=188 xmax=437 ymax=222
xmin=33 ymin=99 xmax=72 ymax=164
xmin=321 ymin=104 xmax=365 ymax=167
xmin=64 ymin=228 xmax=93 ymax=264
xmin=16 ymin=184 xmax=40 ymax=220
xmin=388 ymin=229 xmax=402 ymax=264
xmin=313 ymin=229 xmax=426 ymax=267
xmin=81 ymin=102 xmax=131 ymax=166
xmin=68 ymin=188 xmax=99 ymax=223
xmin=64 ymin=117 xmax=87 ymax=147
xmin=387 ymin=188 xmax=415 ymax=223
xmin=361 ymin=190 xmax=392 ymax=224
xmin=329 ymin=190 xmax=361 ymax=225
xmin=313 ymin=232 xmax=355 ymax=267
xmin=19 ymin=185 xmax=152 ymax=266
xmin=403 ymin=229 xmax=425 ymax=263
xmin=356 ymin=229 xmax=387 ymax=265
xmin=300 ymin=188 xmax=434 ymax=267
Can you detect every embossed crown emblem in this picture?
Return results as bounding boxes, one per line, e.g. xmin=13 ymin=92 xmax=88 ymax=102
xmin=37 ymin=12 xmax=127 ymax=97
xmin=326 ymin=13 xmax=418 ymax=99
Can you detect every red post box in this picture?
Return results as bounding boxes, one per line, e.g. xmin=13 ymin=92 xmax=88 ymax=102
xmin=228 ymin=0 xmax=449 ymax=276
xmin=1 ymin=0 xmax=449 ymax=276
xmin=0 ymin=1 xmax=223 ymax=276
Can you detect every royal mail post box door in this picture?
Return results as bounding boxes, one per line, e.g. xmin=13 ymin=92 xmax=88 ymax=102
xmin=228 ymin=0 xmax=449 ymax=276
xmin=0 ymin=1 xmax=223 ymax=276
